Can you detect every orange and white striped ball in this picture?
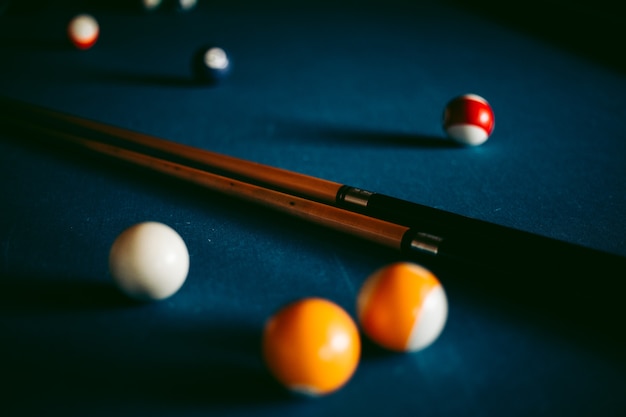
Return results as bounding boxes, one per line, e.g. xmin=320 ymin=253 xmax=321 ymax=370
xmin=357 ymin=262 xmax=448 ymax=352
xmin=263 ymin=297 xmax=361 ymax=396
xmin=67 ymin=14 xmax=99 ymax=50
xmin=443 ymin=93 xmax=495 ymax=146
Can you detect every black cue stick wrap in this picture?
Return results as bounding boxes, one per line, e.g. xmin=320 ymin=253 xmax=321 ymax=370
xmin=337 ymin=184 xmax=521 ymax=236
xmin=336 ymin=184 xmax=626 ymax=278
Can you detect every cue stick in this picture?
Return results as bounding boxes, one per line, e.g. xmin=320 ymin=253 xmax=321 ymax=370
xmin=10 ymin=121 xmax=429 ymax=256
xmin=1 ymin=96 xmax=626 ymax=277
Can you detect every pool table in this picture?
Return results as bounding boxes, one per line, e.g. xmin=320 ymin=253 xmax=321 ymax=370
xmin=1 ymin=1 xmax=625 ymax=416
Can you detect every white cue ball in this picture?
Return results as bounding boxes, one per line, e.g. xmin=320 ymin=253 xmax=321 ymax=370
xmin=109 ymin=222 xmax=190 ymax=301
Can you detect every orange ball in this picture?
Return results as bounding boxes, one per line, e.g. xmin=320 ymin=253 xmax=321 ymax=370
xmin=262 ymin=297 xmax=361 ymax=396
xmin=357 ymin=262 xmax=448 ymax=352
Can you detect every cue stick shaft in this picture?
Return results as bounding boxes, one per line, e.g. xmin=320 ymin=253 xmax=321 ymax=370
xmin=0 ymin=97 xmax=340 ymax=204
xmin=15 ymin=123 xmax=413 ymax=253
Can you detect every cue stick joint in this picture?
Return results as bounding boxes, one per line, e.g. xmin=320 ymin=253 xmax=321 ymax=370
xmin=403 ymin=230 xmax=444 ymax=257
xmin=336 ymin=185 xmax=373 ymax=208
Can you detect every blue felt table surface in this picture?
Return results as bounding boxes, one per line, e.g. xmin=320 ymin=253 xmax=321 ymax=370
xmin=1 ymin=1 xmax=625 ymax=416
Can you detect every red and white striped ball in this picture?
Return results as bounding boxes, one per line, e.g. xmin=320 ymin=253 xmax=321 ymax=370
xmin=443 ymin=94 xmax=495 ymax=146
xmin=67 ymin=14 xmax=99 ymax=50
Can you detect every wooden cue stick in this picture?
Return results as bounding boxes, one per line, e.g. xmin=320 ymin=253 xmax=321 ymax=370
xmin=18 ymin=122 xmax=413 ymax=253
xmin=1 ymin=97 xmax=341 ymax=204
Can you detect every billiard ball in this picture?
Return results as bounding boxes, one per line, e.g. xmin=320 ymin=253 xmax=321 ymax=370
xmin=140 ymin=0 xmax=163 ymax=12
xmin=192 ymin=45 xmax=231 ymax=84
xmin=67 ymin=14 xmax=99 ymax=50
xmin=357 ymin=262 xmax=448 ymax=352
xmin=175 ymin=0 xmax=198 ymax=12
xmin=109 ymin=222 xmax=190 ymax=301
xmin=443 ymin=93 xmax=495 ymax=146
xmin=263 ymin=297 xmax=361 ymax=396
